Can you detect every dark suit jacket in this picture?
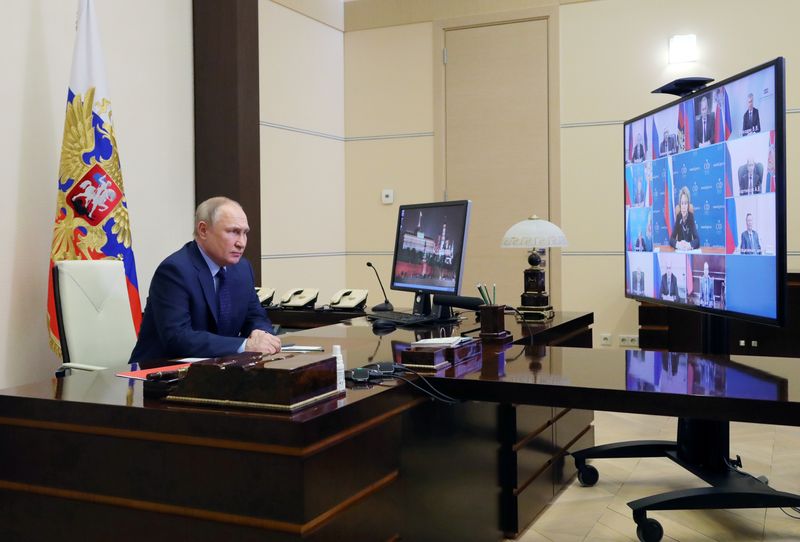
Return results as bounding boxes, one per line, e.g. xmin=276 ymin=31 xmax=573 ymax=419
xmin=632 ymin=270 xmax=645 ymax=295
xmin=738 ymin=163 xmax=764 ymax=195
xmin=669 ymin=212 xmax=700 ymax=250
xmin=742 ymin=107 xmax=761 ymax=135
xmin=660 ymin=273 xmax=679 ymax=300
xmin=129 ymin=241 xmax=273 ymax=364
xmin=632 ymin=144 xmax=645 ymax=162
xmin=699 ymin=275 xmax=714 ymax=307
xmin=660 ymin=135 xmax=677 ymax=155
xmin=695 ymin=113 xmax=715 ymax=146
xmin=740 ymin=230 xmax=762 ymax=254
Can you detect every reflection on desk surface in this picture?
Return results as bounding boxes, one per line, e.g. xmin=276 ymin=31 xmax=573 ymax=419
xmin=5 ymin=312 xmax=800 ymax=424
xmin=625 ymin=350 xmax=787 ymax=401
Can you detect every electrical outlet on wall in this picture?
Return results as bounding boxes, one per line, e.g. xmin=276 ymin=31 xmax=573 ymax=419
xmin=599 ymin=333 xmax=612 ymax=346
xmin=619 ymin=334 xmax=639 ymax=347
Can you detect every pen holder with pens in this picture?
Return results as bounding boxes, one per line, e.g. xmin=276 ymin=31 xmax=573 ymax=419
xmin=479 ymin=304 xmax=513 ymax=344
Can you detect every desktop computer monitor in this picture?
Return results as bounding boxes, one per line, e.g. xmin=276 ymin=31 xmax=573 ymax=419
xmin=389 ymin=200 xmax=472 ymax=316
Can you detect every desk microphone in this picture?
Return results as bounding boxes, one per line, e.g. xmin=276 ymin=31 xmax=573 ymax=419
xmin=366 ymin=262 xmax=394 ymax=312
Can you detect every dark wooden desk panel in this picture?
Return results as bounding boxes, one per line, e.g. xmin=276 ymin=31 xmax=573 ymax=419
xmin=0 ymin=312 xmax=596 ymax=541
xmin=268 ymin=307 xmax=366 ymax=330
xmin=0 ymin=345 xmax=416 ymax=540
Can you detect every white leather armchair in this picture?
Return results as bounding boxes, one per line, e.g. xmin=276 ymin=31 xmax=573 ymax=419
xmin=53 ymin=260 xmax=138 ymax=371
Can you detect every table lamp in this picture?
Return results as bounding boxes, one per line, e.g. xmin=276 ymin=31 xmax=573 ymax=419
xmin=501 ymin=215 xmax=567 ymax=321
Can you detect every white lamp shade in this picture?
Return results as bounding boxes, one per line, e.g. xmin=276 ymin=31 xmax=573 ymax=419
xmin=501 ymin=216 xmax=568 ymax=249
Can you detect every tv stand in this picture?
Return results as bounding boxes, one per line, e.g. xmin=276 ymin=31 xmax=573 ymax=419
xmin=572 ymin=314 xmax=800 ymax=542
xmin=572 ymin=417 xmax=800 ymax=541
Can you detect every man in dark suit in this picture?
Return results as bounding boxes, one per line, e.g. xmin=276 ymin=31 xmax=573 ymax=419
xmin=660 ymin=263 xmax=679 ymax=301
xmin=738 ymin=159 xmax=763 ymax=196
xmin=633 ymin=177 xmax=645 ymax=206
xmin=740 ymin=213 xmax=762 ymax=255
xmin=129 ymin=197 xmax=280 ymax=365
xmin=632 ymin=133 xmax=645 ymax=163
xmin=659 ymin=129 xmax=677 ymax=155
xmin=695 ymin=96 xmax=715 ymax=147
xmin=742 ymin=93 xmax=761 ymax=135
xmin=632 ymin=268 xmax=645 ymax=296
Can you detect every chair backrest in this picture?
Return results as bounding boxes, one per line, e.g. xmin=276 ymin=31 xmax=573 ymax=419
xmin=53 ymin=260 xmax=137 ymax=367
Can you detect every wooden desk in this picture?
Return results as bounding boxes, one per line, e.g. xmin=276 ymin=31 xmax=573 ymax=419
xmin=7 ymin=315 xmax=800 ymax=541
xmin=268 ymin=307 xmax=366 ymax=330
xmin=0 ymin=313 xmax=596 ymax=541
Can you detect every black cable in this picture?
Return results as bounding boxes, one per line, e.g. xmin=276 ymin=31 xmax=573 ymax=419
xmin=780 ymin=508 xmax=800 ymax=520
xmin=719 ymin=455 xmax=800 ymax=521
xmin=506 ymin=305 xmax=537 ymax=348
xmin=393 ymin=363 xmax=459 ymax=403
xmin=391 ymin=374 xmax=457 ymax=404
xmin=363 ymin=360 xmax=459 ymax=403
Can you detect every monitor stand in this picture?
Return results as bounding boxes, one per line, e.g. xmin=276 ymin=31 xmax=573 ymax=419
xmin=570 ymin=314 xmax=800 ymax=542
xmin=412 ymin=292 xmax=454 ymax=322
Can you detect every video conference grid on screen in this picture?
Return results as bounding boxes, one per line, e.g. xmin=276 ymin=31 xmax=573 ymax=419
xmin=624 ymin=63 xmax=780 ymax=320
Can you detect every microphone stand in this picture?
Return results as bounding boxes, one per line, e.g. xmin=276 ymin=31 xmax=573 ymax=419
xmin=366 ymin=262 xmax=394 ymax=312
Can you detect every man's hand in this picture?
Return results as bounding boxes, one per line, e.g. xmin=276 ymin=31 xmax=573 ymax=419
xmin=245 ymin=329 xmax=281 ymax=354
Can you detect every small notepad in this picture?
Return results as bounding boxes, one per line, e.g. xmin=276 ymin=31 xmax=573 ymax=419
xmin=411 ymin=337 xmax=471 ymax=347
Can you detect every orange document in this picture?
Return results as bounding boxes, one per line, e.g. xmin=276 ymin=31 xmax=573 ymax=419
xmin=116 ymin=363 xmax=192 ymax=381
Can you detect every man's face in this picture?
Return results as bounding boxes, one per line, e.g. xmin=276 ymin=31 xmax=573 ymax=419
xmin=747 ymin=96 xmax=754 ymax=111
xmin=700 ymin=98 xmax=708 ymax=117
xmin=196 ymin=203 xmax=249 ymax=267
xmin=747 ymin=160 xmax=755 ymax=175
xmin=667 ymin=264 xmax=673 ymax=277
xmin=746 ymin=214 xmax=754 ymax=231
xmin=703 ymin=262 xmax=709 ymax=276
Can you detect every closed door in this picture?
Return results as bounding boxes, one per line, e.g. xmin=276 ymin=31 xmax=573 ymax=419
xmin=444 ymin=19 xmax=550 ymax=306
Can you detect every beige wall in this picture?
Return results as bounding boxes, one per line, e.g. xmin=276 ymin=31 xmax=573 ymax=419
xmin=258 ymin=0 xmax=347 ymax=303
xmin=344 ymin=22 xmax=435 ymax=307
xmin=344 ymin=0 xmax=559 ymax=31
xmin=560 ymin=0 xmax=800 ymax=346
xmin=0 ymin=0 xmax=194 ymax=389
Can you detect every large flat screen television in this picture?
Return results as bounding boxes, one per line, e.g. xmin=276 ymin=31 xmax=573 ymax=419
xmin=389 ymin=200 xmax=471 ymax=316
xmin=624 ymin=58 xmax=785 ymax=325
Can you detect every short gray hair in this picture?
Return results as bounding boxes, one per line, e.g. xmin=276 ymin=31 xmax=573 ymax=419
xmin=194 ymin=197 xmax=241 ymax=237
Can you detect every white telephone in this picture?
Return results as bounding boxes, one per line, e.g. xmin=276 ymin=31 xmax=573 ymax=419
xmin=255 ymin=287 xmax=275 ymax=306
xmin=329 ymin=288 xmax=369 ymax=310
xmin=279 ymin=288 xmax=319 ymax=308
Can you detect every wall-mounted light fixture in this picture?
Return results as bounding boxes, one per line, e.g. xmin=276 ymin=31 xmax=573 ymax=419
xmin=669 ymin=34 xmax=697 ymax=64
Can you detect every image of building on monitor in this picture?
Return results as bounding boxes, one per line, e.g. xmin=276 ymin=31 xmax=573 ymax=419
xmin=391 ymin=204 xmax=469 ymax=294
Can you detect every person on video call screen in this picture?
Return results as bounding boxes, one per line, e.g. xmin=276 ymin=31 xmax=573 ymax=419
xmin=669 ymin=186 xmax=700 ymax=251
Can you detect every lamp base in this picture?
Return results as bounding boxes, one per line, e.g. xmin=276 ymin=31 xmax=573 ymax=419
xmin=479 ymin=330 xmax=514 ymax=345
xmin=515 ymin=305 xmax=555 ymax=321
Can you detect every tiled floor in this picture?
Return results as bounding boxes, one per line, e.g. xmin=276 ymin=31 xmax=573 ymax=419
xmin=513 ymin=411 xmax=800 ymax=541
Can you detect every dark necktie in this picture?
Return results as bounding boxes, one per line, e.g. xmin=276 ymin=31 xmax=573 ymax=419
xmin=217 ymin=267 xmax=233 ymax=335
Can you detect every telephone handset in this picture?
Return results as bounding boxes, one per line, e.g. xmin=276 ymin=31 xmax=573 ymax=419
xmin=279 ymin=288 xmax=319 ymax=309
xmin=255 ymin=287 xmax=275 ymax=306
xmin=329 ymin=288 xmax=368 ymax=310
